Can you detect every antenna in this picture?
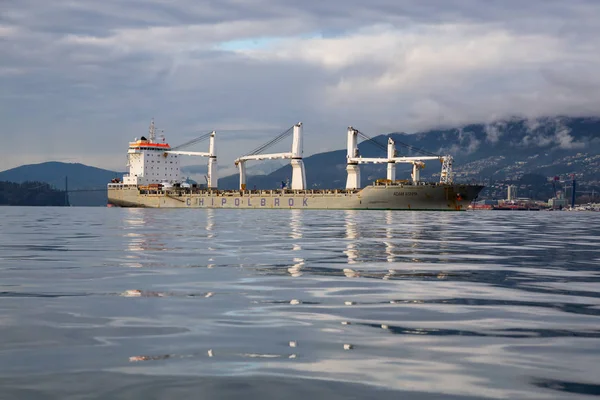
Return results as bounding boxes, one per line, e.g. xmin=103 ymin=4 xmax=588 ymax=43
xmin=148 ymin=118 xmax=164 ymax=143
xmin=149 ymin=119 xmax=155 ymax=143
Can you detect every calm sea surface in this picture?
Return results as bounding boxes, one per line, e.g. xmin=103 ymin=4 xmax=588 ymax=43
xmin=0 ymin=207 xmax=599 ymax=399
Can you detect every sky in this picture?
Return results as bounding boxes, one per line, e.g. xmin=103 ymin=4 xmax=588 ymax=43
xmin=1 ymin=0 xmax=600 ymax=174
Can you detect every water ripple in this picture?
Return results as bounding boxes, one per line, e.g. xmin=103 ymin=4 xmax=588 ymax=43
xmin=0 ymin=207 xmax=598 ymax=399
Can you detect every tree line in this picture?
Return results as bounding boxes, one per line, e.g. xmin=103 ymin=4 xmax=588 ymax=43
xmin=0 ymin=181 xmax=67 ymax=206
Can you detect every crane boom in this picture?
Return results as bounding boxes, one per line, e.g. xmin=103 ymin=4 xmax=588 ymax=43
xmin=235 ymin=152 xmax=293 ymax=163
xmin=170 ymin=131 xmax=213 ymax=151
xmin=234 ymin=123 xmax=305 ymax=190
xmin=169 ymin=131 xmax=218 ymax=188
xmin=345 ymin=127 xmax=453 ymax=188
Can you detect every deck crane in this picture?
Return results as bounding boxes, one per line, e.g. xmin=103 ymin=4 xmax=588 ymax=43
xmin=234 ymin=123 xmax=306 ymax=190
xmin=345 ymin=127 xmax=453 ymax=190
xmin=162 ymin=126 xmax=218 ymax=189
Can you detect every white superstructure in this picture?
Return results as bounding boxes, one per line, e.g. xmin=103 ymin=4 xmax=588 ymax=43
xmin=123 ymin=120 xmax=181 ymax=186
xmin=122 ymin=120 xmax=217 ymax=187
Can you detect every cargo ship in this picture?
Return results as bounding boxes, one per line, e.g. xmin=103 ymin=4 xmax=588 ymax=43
xmin=107 ymin=121 xmax=484 ymax=210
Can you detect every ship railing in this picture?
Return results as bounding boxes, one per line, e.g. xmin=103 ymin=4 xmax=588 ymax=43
xmin=372 ymin=180 xmax=447 ymax=187
xmin=136 ymin=188 xmax=363 ymax=196
xmin=135 ymin=186 xmax=369 ymax=196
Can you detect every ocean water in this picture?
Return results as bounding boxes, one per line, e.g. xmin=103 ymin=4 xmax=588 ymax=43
xmin=0 ymin=207 xmax=599 ymax=399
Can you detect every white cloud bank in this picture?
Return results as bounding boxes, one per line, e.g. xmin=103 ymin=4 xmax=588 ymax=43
xmin=1 ymin=0 xmax=600 ymax=171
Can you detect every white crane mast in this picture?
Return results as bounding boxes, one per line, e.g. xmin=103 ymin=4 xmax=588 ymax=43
xmin=207 ymin=133 xmax=218 ymax=189
xmin=387 ymin=138 xmax=396 ymax=181
xmin=165 ymin=131 xmax=218 ymax=189
xmin=345 ymin=127 xmax=361 ymax=189
xmin=234 ymin=123 xmax=306 ymax=190
xmin=345 ymin=134 xmax=454 ymax=188
xmin=439 ymin=155 xmax=454 ymax=184
xmin=290 ymin=122 xmax=306 ymax=190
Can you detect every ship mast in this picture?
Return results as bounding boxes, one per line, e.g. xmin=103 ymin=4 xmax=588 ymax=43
xmin=165 ymin=131 xmax=219 ymax=189
xmin=149 ymin=119 xmax=156 ymax=143
xmin=345 ymin=129 xmax=454 ymax=187
xmin=234 ymin=123 xmax=306 ymax=191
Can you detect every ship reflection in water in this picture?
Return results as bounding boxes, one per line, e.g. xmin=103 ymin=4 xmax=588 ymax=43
xmin=288 ymin=210 xmax=304 ymax=277
xmin=121 ymin=208 xmax=169 ymax=268
xmin=0 ymin=207 xmax=598 ymax=399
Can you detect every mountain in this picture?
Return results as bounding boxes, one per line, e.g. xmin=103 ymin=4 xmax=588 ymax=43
xmin=0 ymin=162 xmax=123 ymax=206
xmin=217 ymin=116 xmax=600 ymax=200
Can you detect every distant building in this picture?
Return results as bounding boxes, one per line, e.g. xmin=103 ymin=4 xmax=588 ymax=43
xmin=548 ymin=197 xmax=568 ymax=209
xmin=475 ymin=199 xmax=499 ymax=206
xmin=507 ymin=185 xmax=518 ymax=201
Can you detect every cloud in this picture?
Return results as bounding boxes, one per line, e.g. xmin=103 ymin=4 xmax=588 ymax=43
xmin=444 ymin=127 xmax=481 ymax=156
xmin=522 ymin=117 xmax=586 ymax=150
xmin=0 ymin=25 xmax=19 ymax=38
xmin=236 ymin=23 xmax=560 ymax=71
xmin=1 ymin=0 xmax=600 ymax=172
xmin=484 ymin=122 xmax=507 ymax=144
